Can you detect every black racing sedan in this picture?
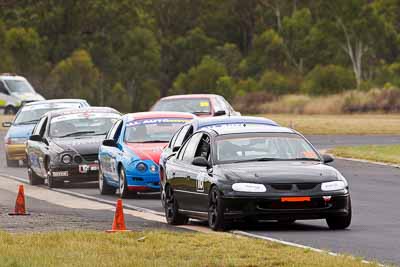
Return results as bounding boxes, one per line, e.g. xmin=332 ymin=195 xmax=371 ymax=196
xmin=163 ymin=125 xmax=351 ymax=231
xmin=26 ymin=107 xmax=121 ymax=188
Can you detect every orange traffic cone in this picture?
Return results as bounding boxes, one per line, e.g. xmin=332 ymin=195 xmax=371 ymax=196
xmin=106 ymin=199 xmax=131 ymax=233
xmin=9 ymin=184 xmax=29 ymax=216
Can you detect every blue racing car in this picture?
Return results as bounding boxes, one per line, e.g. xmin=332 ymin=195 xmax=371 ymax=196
xmin=98 ymin=112 xmax=195 ymax=198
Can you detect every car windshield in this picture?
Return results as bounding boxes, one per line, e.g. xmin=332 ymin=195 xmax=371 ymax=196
xmin=215 ymin=133 xmax=320 ymax=164
xmin=50 ymin=113 xmax=120 ymax=138
xmin=125 ymin=118 xmax=190 ymax=143
xmin=14 ymin=103 xmax=83 ymax=125
xmin=152 ymin=98 xmax=211 ymax=114
xmin=4 ymin=79 xmax=35 ymax=94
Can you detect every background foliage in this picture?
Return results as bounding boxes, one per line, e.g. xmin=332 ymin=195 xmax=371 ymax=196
xmin=1 ymin=0 xmax=400 ymax=112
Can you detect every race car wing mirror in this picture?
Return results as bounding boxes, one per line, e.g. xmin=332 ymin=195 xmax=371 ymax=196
xmin=322 ymin=154 xmax=334 ymax=163
xmin=102 ymin=139 xmax=117 ymax=147
xmin=214 ymin=110 xmax=226 ymax=116
xmin=29 ymin=134 xmax=42 ymax=142
xmin=172 ymin=146 xmax=180 ymax=152
xmin=2 ymin=122 xmax=11 ymax=127
xmin=192 ymin=157 xmax=211 ymax=168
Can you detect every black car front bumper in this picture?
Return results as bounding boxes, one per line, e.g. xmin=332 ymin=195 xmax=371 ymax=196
xmin=50 ymin=163 xmax=99 ymax=183
xmin=221 ymin=194 xmax=350 ymax=220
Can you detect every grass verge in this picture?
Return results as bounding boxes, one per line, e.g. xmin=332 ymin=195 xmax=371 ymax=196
xmin=330 ymin=145 xmax=400 ymax=164
xmin=0 ymin=230 xmax=377 ymax=267
xmin=261 ymin=114 xmax=400 ymax=135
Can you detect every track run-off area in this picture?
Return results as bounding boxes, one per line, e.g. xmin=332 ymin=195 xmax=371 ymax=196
xmin=1 ymin=132 xmax=400 ymax=265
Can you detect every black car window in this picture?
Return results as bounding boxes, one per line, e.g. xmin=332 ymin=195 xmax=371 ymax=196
xmin=32 ymin=116 xmax=47 ymax=136
xmin=194 ymin=134 xmax=211 ymax=160
xmin=111 ymin=120 xmax=123 ymax=141
xmin=106 ymin=120 xmax=121 ymax=140
xmin=169 ymin=127 xmax=181 ymax=149
xmin=0 ymin=81 xmax=8 ymax=94
xmin=39 ymin=117 xmax=48 ymax=137
xmin=182 ymin=133 xmax=202 ymax=162
xmin=174 ymin=124 xmax=192 ymax=149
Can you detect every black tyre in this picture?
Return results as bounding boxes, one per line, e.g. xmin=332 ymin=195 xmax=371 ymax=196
xmin=164 ymin=185 xmax=188 ymax=225
xmin=28 ymin=166 xmax=44 ymax=185
xmin=4 ymin=106 xmax=16 ymax=115
xmin=326 ymin=199 xmax=352 ymax=230
xmin=208 ymin=186 xmax=226 ymax=231
xmin=99 ymin=167 xmax=116 ymax=195
xmin=118 ymin=166 xmax=136 ymax=198
xmin=6 ymin=155 xmax=19 ymax=167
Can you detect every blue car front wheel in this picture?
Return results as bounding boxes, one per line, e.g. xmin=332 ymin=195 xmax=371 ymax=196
xmin=119 ymin=166 xmax=136 ymax=198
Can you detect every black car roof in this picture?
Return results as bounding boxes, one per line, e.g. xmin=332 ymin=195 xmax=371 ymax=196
xmin=47 ymin=107 xmax=120 ymax=118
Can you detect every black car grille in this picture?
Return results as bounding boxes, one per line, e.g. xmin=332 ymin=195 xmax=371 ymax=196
xmin=81 ymin=154 xmax=98 ymax=162
xmin=269 ymin=183 xmax=319 ymax=192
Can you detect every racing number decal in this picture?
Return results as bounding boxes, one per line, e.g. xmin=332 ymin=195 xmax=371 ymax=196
xmin=196 ymin=173 xmax=206 ymax=192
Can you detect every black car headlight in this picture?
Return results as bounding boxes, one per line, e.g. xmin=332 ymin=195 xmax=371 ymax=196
xmin=321 ymin=181 xmax=346 ymax=191
xmin=61 ymin=154 xmax=72 ymax=164
xmin=136 ymin=162 xmax=147 ymax=172
xmin=232 ymin=183 xmax=267 ymax=193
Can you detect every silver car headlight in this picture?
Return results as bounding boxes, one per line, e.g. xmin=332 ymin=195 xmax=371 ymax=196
xmin=61 ymin=154 xmax=72 ymax=164
xmin=232 ymin=183 xmax=267 ymax=193
xmin=321 ymin=181 xmax=346 ymax=191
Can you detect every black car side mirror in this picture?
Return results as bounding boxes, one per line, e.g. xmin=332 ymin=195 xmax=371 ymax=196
xmin=192 ymin=157 xmax=211 ymax=168
xmin=172 ymin=146 xmax=180 ymax=152
xmin=322 ymin=154 xmax=334 ymax=163
xmin=2 ymin=122 xmax=11 ymax=127
xmin=214 ymin=110 xmax=226 ymax=116
xmin=103 ymin=139 xmax=117 ymax=147
xmin=29 ymin=134 xmax=42 ymax=142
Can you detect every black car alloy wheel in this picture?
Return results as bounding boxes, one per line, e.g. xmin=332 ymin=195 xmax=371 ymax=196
xmin=208 ymin=186 xmax=226 ymax=231
xmin=326 ymin=198 xmax=352 ymax=230
xmin=119 ymin=166 xmax=135 ymax=198
xmin=164 ymin=185 xmax=187 ymax=225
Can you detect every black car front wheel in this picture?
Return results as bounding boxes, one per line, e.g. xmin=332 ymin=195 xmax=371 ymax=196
xmin=208 ymin=186 xmax=226 ymax=231
xmin=164 ymin=185 xmax=188 ymax=225
xmin=99 ymin=167 xmax=116 ymax=195
xmin=47 ymin=170 xmax=63 ymax=188
xmin=118 ymin=166 xmax=136 ymax=198
xmin=28 ymin=165 xmax=44 ymax=185
xmin=326 ymin=199 xmax=352 ymax=230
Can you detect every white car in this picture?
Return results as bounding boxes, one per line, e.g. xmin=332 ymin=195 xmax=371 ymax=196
xmin=0 ymin=73 xmax=45 ymax=114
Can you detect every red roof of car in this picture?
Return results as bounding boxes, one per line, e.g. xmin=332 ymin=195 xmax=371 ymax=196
xmin=124 ymin=111 xmax=196 ymax=120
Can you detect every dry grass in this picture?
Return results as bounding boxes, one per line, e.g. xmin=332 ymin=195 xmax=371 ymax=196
xmin=0 ymin=230 xmax=378 ymax=267
xmin=330 ymin=145 xmax=400 ymax=164
xmin=261 ymin=114 xmax=400 ymax=135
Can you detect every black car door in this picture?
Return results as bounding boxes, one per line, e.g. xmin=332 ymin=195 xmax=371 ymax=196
xmin=186 ymin=133 xmax=212 ymax=212
xmin=28 ymin=116 xmax=47 ymax=177
xmin=170 ymin=133 xmax=202 ymax=210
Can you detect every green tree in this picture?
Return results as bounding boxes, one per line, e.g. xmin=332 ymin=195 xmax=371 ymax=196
xmin=172 ymin=56 xmax=228 ymax=94
xmin=301 ymin=64 xmax=356 ymax=95
xmin=45 ymin=49 xmax=101 ymax=104
xmin=5 ymin=27 xmax=43 ymax=75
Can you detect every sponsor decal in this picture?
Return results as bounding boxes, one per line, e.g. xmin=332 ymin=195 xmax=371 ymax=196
xmin=126 ymin=118 xmax=190 ymax=127
xmin=52 ymin=112 xmax=120 ymax=123
xmin=196 ymin=173 xmax=207 ymax=192
xmin=199 ymin=101 xmax=209 ymax=107
xmin=79 ymin=163 xmax=99 ymax=173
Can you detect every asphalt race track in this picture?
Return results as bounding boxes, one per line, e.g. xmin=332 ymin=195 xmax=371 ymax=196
xmin=1 ymin=131 xmax=400 ymax=265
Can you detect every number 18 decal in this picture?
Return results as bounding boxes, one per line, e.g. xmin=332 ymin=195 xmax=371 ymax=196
xmin=196 ymin=173 xmax=206 ymax=192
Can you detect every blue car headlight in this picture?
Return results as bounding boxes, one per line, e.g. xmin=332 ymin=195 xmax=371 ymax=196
xmin=149 ymin=164 xmax=158 ymax=173
xmin=136 ymin=162 xmax=147 ymax=172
